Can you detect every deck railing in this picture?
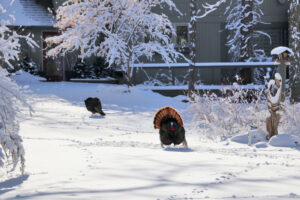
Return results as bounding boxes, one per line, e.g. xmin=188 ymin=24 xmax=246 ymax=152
xmin=132 ymin=62 xmax=279 ymax=86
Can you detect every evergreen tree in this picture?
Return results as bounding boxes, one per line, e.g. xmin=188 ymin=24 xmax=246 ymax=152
xmin=225 ymin=0 xmax=270 ymax=84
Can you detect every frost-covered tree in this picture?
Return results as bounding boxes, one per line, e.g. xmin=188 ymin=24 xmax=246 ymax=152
xmin=46 ymin=0 xmax=186 ymax=87
xmin=225 ymin=0 xmax=269 ymax=62
xmin=225 ymin=0 xmax=270 ymax=84
xmin=0 ymin=1 xmax=35 ymax=173
xmin=288 ymin=0 xmax=300 ymax=103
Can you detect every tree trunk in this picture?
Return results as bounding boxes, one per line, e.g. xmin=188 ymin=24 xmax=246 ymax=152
xmin=188 ymin=0 xmax=197 ymax=98
xmin=239 ymin=0 xmax=254 ymax=84
xmin=266 ymin=75 xmax=282 ymax=140
xmin=126 ymin=60 xmax=132 ymax=87
xmin=266 ymin=112 xmax=280 ymax=140
xmin=289 ymin=1 xmax=300 ymax=103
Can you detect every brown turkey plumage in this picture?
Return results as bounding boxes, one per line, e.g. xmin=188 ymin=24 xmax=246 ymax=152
xmin=153 ymin=106 xmax=187 ymax=148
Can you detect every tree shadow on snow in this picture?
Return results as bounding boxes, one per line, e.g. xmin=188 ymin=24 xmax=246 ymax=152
xmin=0 ymin=174 xmax=29 ymax=195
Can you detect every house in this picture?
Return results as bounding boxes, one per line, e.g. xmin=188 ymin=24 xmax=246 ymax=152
xmin=1 ymin=0 xmax=56 ymax=79
xmin=0 ymin=0 xmax=76 ymax=81
xmin=1 ymin=0 xmax=290 ymax=84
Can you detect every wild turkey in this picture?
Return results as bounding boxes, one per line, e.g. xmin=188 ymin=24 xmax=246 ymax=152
xmin=84 ymin=97 xmax=106 ymax=116
xmin=153 ymin=106 xmax=188 ymax=148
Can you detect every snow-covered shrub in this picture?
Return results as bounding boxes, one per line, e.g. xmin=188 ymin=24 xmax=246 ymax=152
xmin=188 ymin=85 xmax=268 ymax=141
xmin=280 ymin=102 xmax=300 ymax=137
xmin=73 ymin=57 xmax=110 ymax=79
xmin=143 ymin=68 xmax=174 ymax=86
xmin=18 ymin=56 xmax=39 ymax=75
xmin=73 ymin=59 xmax=91 ymax=79
xmin=92 ymin=57 xmax=110 ymax=78
xmin=189 ymin=85 xmax=300 ymax=141
xmin=253 ymin=66 xmax=276 ymax=85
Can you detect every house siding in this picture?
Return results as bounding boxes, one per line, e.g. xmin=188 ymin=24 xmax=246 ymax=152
xmin=165 ymin=0 xmax=289 ymax=62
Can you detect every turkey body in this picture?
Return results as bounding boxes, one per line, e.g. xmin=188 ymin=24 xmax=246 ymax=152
xmin=159 ymin=118 xmax=186 ymax=147
xmin=153 ymin=106 xmax=188 ymax=148
xmin=84 ymin=97 xmax=106 ymax=115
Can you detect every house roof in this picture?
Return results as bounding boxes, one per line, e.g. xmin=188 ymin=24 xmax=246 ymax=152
xmin=1 ymin=0 xmax=55 ymax=27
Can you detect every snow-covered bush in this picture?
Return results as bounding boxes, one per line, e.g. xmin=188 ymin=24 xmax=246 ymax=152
xmin=188 ymin=85 xmax=268 ymax=141
xmin=18 ymin=56 xmax=39 ymax=75
xmin=73 ymin=57 xmax=110 ymax=79
xmin=253 ymin=66 xmax=276 ymax=85
xmin=189 ymin=85 xmax=300 ymax=141
xmin=280 ymin=102 xmax=300 ymax=137
xmin=46 ymin=0 xmax=186 ymax=86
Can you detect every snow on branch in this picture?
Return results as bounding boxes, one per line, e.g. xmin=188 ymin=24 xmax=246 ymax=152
xmin=0 ymin=6 xmax=37 ymax=69
xmin=0 ymin=68 xmax=30 ymax=173
xmin=196 ymin=0 xmax=226 ymax=19
xmin=0 ymin=0 xmax=35 ymax=174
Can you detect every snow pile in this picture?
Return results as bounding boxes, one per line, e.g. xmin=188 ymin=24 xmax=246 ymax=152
xmin=231 ymin=129 xmax=267 ymax=145
xmin=269 ymin=134 xmax=300 ymax=148
xmin=231 ymin=131 xmax=300 ymax=148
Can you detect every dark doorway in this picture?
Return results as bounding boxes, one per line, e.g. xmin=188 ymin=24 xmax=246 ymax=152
xmin=43 ymin=32 xmax=63 ymax=81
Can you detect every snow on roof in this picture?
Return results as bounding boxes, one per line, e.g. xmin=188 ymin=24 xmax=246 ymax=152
xmin=0 ymin=0 xmax=55 ymax=27
xmin=271 ymin=46 xmax=294 ymax=56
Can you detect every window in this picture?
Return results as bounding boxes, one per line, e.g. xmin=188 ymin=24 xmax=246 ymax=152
xmin=176 ymin=25 xmax=188 ymax=47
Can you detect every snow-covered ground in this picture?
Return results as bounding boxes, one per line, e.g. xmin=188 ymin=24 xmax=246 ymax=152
xmin=1 ymin=71 xmax=300 ymax=200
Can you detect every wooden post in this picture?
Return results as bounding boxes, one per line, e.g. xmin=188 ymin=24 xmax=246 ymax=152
xmin=266 ymin=73 xmax=282 ymax=140
xmin=271 ymin=47 xmax=294 ymax=102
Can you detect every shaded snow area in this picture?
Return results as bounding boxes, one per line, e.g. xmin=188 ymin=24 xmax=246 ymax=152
xmin=1 ymin=71 xmax=300 ymax=200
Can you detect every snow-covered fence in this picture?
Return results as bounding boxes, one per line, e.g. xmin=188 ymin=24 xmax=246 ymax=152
xmin=132 ymin=62 xmax=278 ymax=86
